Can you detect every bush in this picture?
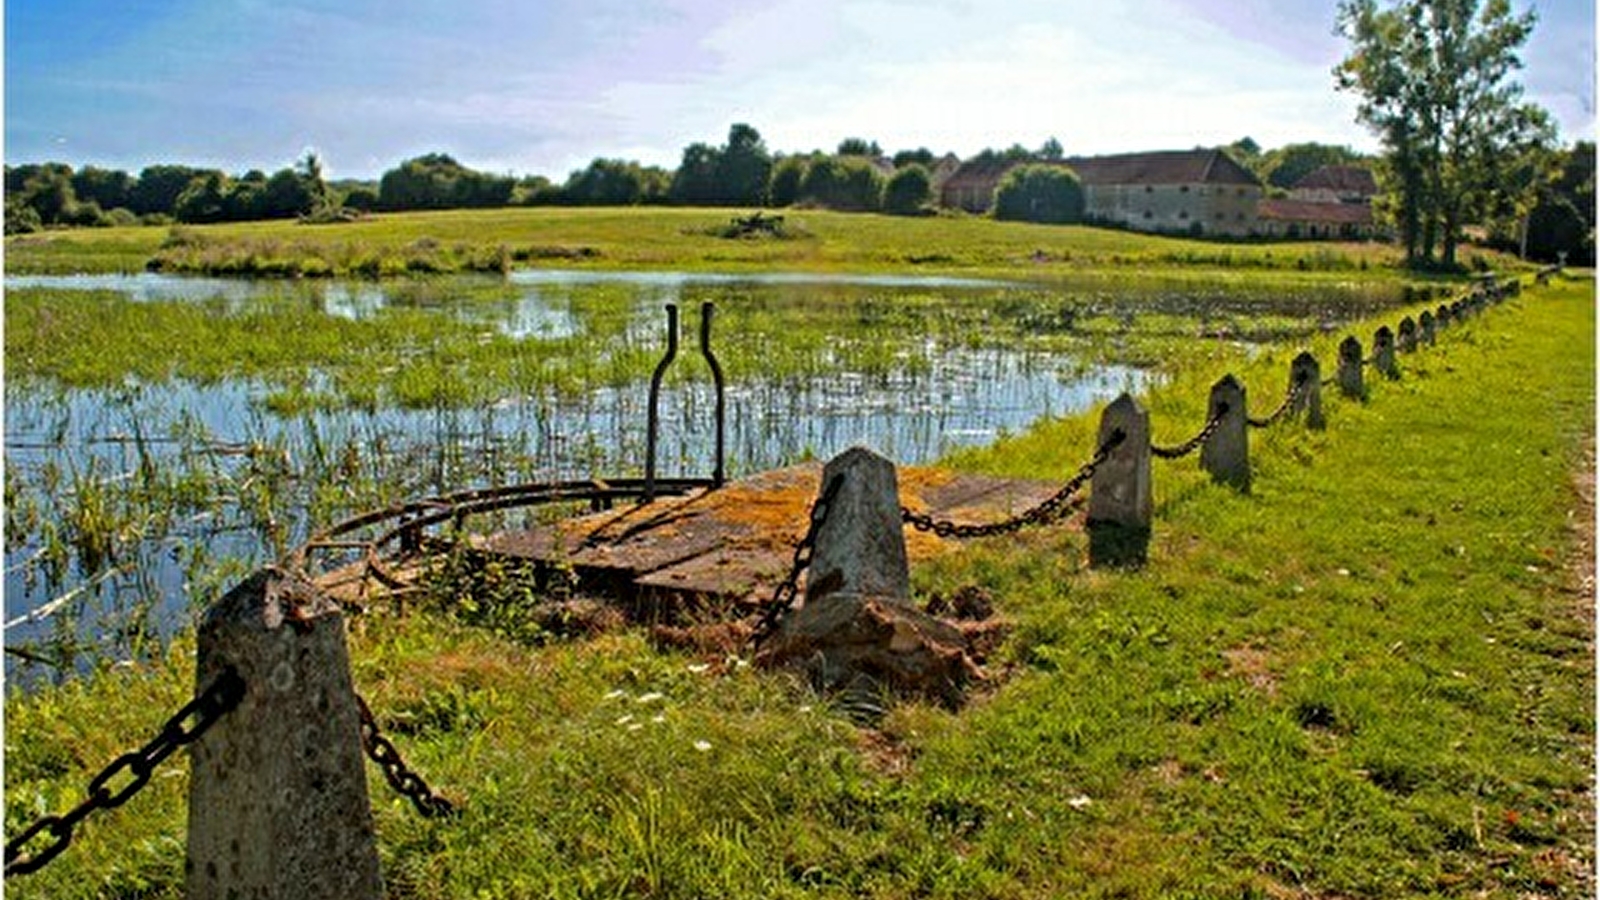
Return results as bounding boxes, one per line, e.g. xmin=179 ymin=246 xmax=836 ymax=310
xmin=992 ymin=164 xmax=1084 ymax=224
xmin=882 ymin=164 xmax=933 ymax=216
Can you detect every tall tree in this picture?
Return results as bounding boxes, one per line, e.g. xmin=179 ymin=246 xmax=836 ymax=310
xmin=1335 ymin=0 xmax=1554 ymax=269
xmin=718 ymin=123 xmax=772 ymax=206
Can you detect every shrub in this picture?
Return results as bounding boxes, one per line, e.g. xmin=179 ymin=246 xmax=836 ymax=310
xmin=882 ymin=164 xmax=933 ymax=216
xmin=992 ymin=164 xmax=1084 ymax=224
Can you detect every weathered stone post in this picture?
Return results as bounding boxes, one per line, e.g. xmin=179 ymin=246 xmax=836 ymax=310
xmin=1436 ymin=303 xmax=1451 ymax=328
xmin=758 ymin=447 xmax=976 ymax=704
xmin=1372 ymin=326 xmax=1398 ymax=379
xmin=1289 ymin=352 xmax=1325 ymax=429
xmin=1337 ymin=336 xmax=1365 ymax=399
xmin=1199 ymin=375 xmax=1249 ymax=490
xmin=187 ymin=568 xmax=382 ymax=900
xmin=1397 ymin=316 xmax=1418 ymax=352
xmin=1418 ymin=310 xmax=1436 ymax=345
xmin=1087 ymin=393 xmax=1152 ymax=567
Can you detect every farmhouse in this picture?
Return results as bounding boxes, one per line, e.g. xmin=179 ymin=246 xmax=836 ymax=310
xmin=939 ymin=148 xmax=1264 ymax=237
xmin=1256 ymin=164 xmax=1379 ymax=239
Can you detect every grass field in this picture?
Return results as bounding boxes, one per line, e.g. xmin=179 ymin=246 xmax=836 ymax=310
xmin=4 ymin=205 xmax=1509 ymax=283
xmin=4 ymin=272 xmax=1591 ymax=898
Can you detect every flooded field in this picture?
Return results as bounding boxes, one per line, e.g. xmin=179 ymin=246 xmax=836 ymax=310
xmin=4 ymin=270 xmax=1418 ymax=681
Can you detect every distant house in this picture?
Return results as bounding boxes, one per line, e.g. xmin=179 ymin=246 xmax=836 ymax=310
xmin=1287 ymin=164 xmax=1377 ymax=204
xmin=1068 ymin=149 xmax=1262 ymax=237
xmin=1256 ymin=164 xmax=1378 ymax=239
xmin=938 ymin=148 xmax=1264 ymax=237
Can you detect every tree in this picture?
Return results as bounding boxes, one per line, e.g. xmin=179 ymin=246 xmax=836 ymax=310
xmin=1039 ymin=137 xmax=1065 ymax=161
xmin=892 ymin=148 xmax=936 ymax=169
xmin=669 ymin=142 xmax=722 ymax=205
xmin=131 ymin=165 xmax=208 ymax=216
xmin=798 ymin=156 xmax=883 ymax=211
xmin=1261 ymin=142 xmax=1365 ymax=189
xmin=564 ymin=158 xmax=668 ymax=205
xmin=377 ymin=153 xmax=513 ymax=211
xmin=992 ymin=164 xmax=1085 ymax=224
xmin=71 ymin=166 xmax=134 ymax=212
xmin=836 ymin=137 xmax=882 ymax=158
xmin=1521 ymin=141 xmax=1595 ymax=264
xmin=1336 ymin=0 xmax=1555 ymax=269
xmin=718 ymin=123 xmax=772 ymax=206
xmin=881 ymin=164 xmax=933 ymax=215
xmin=767 ymin=155 xmax=809 ymax=207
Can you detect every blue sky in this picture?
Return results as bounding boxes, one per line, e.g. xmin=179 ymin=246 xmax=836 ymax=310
xmin=5 ymin=0 xmax=1594 ymax=180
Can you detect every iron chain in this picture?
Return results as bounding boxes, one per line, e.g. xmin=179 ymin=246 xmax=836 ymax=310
xmin=751 ymin=473 xmax=845 ymax=646
xmin=356 ymin=693 xmax=456 ymax=819
xmin=901 ymin=428 xmax=1126 ymax=539
xmin=1247 ymin=376 xmax=1306 ymax=429
xmin=4 ymin=666 xmax=246 ymax=878
xmin=1151 ymin=404 xmax=1229 ymax=460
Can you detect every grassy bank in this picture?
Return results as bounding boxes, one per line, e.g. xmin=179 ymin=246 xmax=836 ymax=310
xmin=4 ymin=206 xmax=1518 ymax=282
xmin=5 ymin=274 xmax=1591 ymax=897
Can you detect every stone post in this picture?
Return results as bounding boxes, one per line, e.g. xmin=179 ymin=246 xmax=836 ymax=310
xmin=1087 ymin=393 xmax=1152 ymax=567
xmin=1372 ymin=326 xmax=1398 ymax=379
xmin=1418 ymin=310 xmax=1436 ymax=346
xmin=1289 ymin=352 xmax=1325 ymax=429
xmin=1397 ymin=316 xmax=1418 ymax=352
xmin=804 ymin=447 xmax=910 ymax=607
xmin=1199 ymin=375 xmax=1249 ymax=490
xmin=758 ymin=447 xmax=975 ymax=705
xmin=1337 ymin=336 xmax=1365 ymax=399
xmin=1436 ymin=303 xmax=1451 ymax=328
xmin=187 ymin=568 xmax=382 ymax=900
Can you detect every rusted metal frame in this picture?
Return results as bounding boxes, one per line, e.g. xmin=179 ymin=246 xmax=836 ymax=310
xmin=644 ymin=303 xmax=680 ymax=503
xmin=699 ymin=302 xmax=726 ymax=489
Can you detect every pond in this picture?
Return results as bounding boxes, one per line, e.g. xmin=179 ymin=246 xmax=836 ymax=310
xmin=3 ymin=269 xmax=1417 ymax=682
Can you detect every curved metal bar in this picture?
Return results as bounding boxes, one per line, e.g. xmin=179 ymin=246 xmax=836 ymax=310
xmin=644 ymin=304 xmax=679 ymax=502
xmin=699 ymin=302 xmax=726 ymax=488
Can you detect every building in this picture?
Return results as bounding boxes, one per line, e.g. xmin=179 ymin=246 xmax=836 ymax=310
xmin=1068 ymin=149 xmax=1262 ymax=237
xmin=1256 ymin=164 xmax=1379 ymax=239
xmin=938 ymin=148 xmax=1264 ymax=237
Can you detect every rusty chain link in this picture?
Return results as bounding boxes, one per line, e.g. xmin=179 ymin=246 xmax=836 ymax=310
xmin=4 ymin=666 xmax=246 ymax=878
xmin=1247 ymin=376 xmax=1306 ymax=428
xmin=750 ymin=473 xmax=845 ymax=646
xmin=1150 ymin=403 xmax=1230 ymax=460
xmin=356 ymin=693 xmax=457 ymax=819
xmin=902 ymin=428 xmax=1126 ymax=539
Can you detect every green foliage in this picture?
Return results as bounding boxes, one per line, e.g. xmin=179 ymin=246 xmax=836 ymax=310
xmin=1335 ymin=0 xmax=1555 ymax=269
xmin=669 ymin=124 xmax=774 ymax=206
xmin=562 ymin=158 xmax=670 ymax=206
xmin=1523 ymin=141 xmax=1595 ymax=265
xmin=993 ymin=164 xmax=1085 ymax=224
xmin=377 ymin=153 xmax=514 ymax=212
xmin=798 ymin=156 xmax=884 ymax=212
xmin=836 ymin=137 xmax=882 ymax=157
xmin=881 ymin=164 xmax=934 ymax=216
xmin=1260 ymin=142 xmax=1366 ymax=189
xmin=767 ymin=156 xmax=809 ymax=207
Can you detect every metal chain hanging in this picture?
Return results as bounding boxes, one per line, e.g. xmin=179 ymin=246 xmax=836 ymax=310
xmin=4 ymin=667 xmax=247 ymax=877
xmin=356 ymin=693 xmax=456 ymax=819
xmin=750 ymin=473 xmax=846 ymax=646
xmin=1151 ymin=403 xmax=1230 ymax=460
xmin=1247 ymin=377 xmax=1306 ymax=428
xmin=902 ymin=428 xmax=1126 ymax=539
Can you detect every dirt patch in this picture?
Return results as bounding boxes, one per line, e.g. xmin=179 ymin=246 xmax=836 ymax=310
xmin=1221 ymin=645 xmax=1279 ymax=696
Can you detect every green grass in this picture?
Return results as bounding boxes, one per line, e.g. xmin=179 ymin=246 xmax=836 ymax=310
xmin=5 ymin=274 xmax=1591 ymax=898
xmin=4 ymin=206 xmax=1526 ymax=282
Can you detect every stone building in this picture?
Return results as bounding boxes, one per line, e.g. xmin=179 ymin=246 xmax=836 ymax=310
xmin=1256 ymin=164 xmax=1379 ymax=238
xmin=938 ymin=148 xmax=1264 ymax=237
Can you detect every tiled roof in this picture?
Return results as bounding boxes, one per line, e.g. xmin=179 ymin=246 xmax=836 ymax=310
xmin=1064 ymin=149 xmax=1261 ymax=187
xmin=1257 ymin=198 xmax=1374 ymax=225
xmin=1292 ymin=165 xmax=1377 ymax=195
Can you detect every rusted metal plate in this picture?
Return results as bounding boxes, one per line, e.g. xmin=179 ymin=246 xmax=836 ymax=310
xmin=479 ymin=463 xmax=1066 ymax=608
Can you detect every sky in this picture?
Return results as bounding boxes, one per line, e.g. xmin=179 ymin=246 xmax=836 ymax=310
xmin=5 ymin=0 xmax=1595 ymax=181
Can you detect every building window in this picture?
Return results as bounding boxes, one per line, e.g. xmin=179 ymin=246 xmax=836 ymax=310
xmin=1144 ymin=185 xmax=1154 ymax=193
xmin=1179 ymin=210 xmax=1188 ymax=219
xmin=1143 ymin=210 xmax=1153 ymax=219
xmin=1180 ymin=185 xmax=1190 ymax=193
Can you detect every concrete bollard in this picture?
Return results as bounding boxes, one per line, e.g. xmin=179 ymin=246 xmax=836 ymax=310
xmin=1088 ymin=393 xmax=1152 ymax=567
xmin=1419 ymin=310 xmax=1436 ymax=346
xmin=1337 ymin=336 xmax=1365 ymax=399
xmin=187 ymin=568 xmax=382 ymax=900
xmin=1372 ymin=326 xmax=1398 ymax=379
xmin=1199 ymin=375 xmax=1249 ymax=490
xmin=758 ymin=446 xmax=976 ymax=705
xmin=1289 ymin=352 xmax=1325 ymax=429
xmin=804 ymin=446 xmax=911 ymax=607
xmin=1397 ymin=316 xmax=1418 ymax=352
